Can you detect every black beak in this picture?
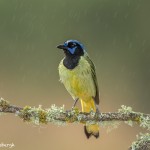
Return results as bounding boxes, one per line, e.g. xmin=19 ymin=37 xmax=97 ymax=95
xmin=57 ymin=44 xmax=67 ymax=50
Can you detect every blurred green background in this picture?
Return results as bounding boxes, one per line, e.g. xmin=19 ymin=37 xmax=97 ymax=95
xmin=0 ymin=0 xmax=150 ymax=149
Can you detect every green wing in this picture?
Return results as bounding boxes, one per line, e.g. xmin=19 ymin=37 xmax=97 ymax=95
xmin=85 ymin=55 xmax=100 ymax=105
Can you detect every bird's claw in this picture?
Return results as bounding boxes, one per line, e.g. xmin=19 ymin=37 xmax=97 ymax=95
xmin=66 ymin=107 xmax=79 ymax=113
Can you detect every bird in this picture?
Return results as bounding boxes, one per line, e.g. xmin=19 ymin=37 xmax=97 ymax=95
xmin=57 ymin=39 xmax=100 ymax=139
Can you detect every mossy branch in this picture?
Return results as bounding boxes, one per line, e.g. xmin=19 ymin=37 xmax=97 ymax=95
xmin=0 ymin=97 xmax=150 ymax=149
xmin=129 ymin=133 xmax=150 ymax=150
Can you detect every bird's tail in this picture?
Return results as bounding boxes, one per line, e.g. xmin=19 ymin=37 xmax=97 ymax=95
xmin=81 ymin=98 xmax=99 ymax=139
xmin=84 ymin=124 xmax=99 ymax=139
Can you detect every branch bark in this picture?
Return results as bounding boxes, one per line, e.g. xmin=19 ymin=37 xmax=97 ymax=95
xmin=0 ymin=98 xmax=149 ymax=123
xmin=0 ymin=98 xmax=150 ymax=150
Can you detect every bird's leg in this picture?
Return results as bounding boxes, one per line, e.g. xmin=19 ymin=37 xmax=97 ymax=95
xmin=93 ymin=99 xmax=100 ymax=114
xmin=72 ymin=98 xmax=79 ymax=110
xmin=96 ymin=105 xmax=100 ymax=114
xmin=66 ymin=98 xmax=79 ymax=113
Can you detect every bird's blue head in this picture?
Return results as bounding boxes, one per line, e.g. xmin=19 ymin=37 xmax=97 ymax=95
xmin=57 ymin=40 xmax=85 ymax=56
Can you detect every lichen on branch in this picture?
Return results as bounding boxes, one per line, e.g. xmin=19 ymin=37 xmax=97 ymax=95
xmin=0 ymin=97 xmax=150 ymax=130
xmin=129 ymin=133 xmax=150 ymax=150
xmin=0 ymin=97 xmax=150 ymax=150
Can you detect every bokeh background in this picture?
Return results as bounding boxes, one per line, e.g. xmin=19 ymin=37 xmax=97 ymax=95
xmin=0 ymin=0 xmax=150 ymax=149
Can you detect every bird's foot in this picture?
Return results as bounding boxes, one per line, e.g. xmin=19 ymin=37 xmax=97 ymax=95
xmin=66 ymin=107 xmax=79 ymax=114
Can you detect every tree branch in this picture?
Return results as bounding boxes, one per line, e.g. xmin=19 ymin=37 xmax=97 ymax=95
xmin=129 ymin=133 xmax=150 ymax=150
xmin=0 ymin=97 xmax=150 ymax=150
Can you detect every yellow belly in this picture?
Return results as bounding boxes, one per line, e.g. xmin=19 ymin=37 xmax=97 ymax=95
xmin=58 ymin=57 xmax=96 ymax=101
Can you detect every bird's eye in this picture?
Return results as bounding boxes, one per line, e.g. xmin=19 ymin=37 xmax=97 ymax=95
xmin=68 ymin=42 xmax=76 ymax=48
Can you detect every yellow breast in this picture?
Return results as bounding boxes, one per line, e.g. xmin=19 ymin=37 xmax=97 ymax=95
xmin=58 ymin=56 xmax=96 ymax=100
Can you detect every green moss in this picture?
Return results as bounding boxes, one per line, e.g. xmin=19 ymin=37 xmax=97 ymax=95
xmin=131 ymin=133 xmax=150 ymax=150
xmin=38 ymin=109 xmax=47 ymax=124
xmin=72 ymin=107 xmax=80 ymax=115
xmin=19 ymin=105 xmax=48 ymax=124
xmin=0 ymin=98 xmax=9 ymax=108
xmin=118 ymin=105 xmax=150 ymax=131
xmin=23 ymin=106 xmax=32 ymax=111
xmin=20 ymin=106 xmax=32 ymax=122
xmin=46 ymin=104 xmax=66 ymax=126
xmin=65 ymin=111 xmax=77 ymax=123
xmin=118 ymin=105 xmax=133 ymax=114
xmin=135 ymin=117 xmax=141 ymax=123
xmin=139 ymin=114 xmax=150 ymax=131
